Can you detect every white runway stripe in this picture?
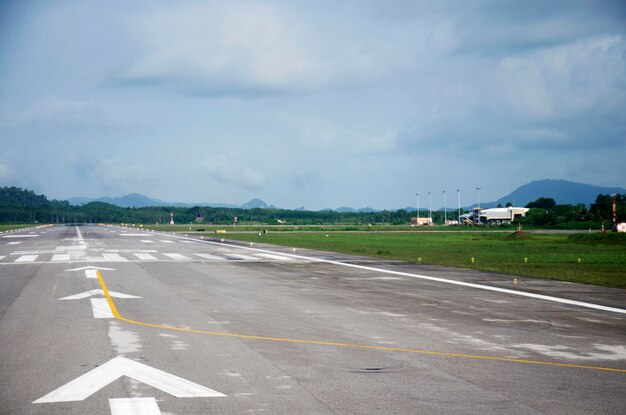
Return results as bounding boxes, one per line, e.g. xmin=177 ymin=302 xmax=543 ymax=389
xmin=52 ymin=254 xmax=71 ymax=261
xmin=15 ymin=255 xmax=38 ymax=262
xmin=91 ymin=298 xmax=114 ymax=318
xmin=102 ymin=253 xmax=127 ymax=261
xmin=223 ymin=253 xmax=256 ymax=261
xmin=160 ymin=240 xmax=174 ymax=243
xmin=7 ymin=241 xmax=21 ymax=245
xmin=0 ymin=256 xmax=5 ymax=261
xmin=163 ymin=253 xmax=191 ymax=260
xmin=193 ymin=253 xmax=226 ymax=260
xmin=180 ymin=240 xmax=195 ymax=243
xmin=134 ymin=253 xmax=157 ymax=260
xmin=109 ymin=397 xmax=161 ymax=415
xmin=255 ymin=253 xmax=295 ymax=261
xmin=140 ymin=240 xmax=154 ymax=244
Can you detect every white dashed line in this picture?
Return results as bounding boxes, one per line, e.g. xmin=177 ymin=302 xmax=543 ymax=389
xmin=255 ymin=253 xmax=295 ymax=261
xmin=193 ymin=253 xmax=226 ymax=260
xmin=140 ymin=240 xmax=154 ymax=244
xmin=134 ymin=253 xmax=158 ymax=260
xmin=102 ymin=253 xmax=127 ymax=261
xmin=91 ymin=298 xmax=114 ymax=318
xmin=15 ymin=255 xmax=38 ymax=262
xmin=52 ymin=254 xmax=71 ymax=261
xmin=7 ymin=241 xmax=21 ymax=245
xmin=223 ymin=253 xmax=256 ymax=261
xmin=163 ymin=253 xmax=191 ymax=260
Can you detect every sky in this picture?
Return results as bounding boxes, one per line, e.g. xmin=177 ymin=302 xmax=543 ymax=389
xmin=1 ymin=0 xmax=625 ymax=210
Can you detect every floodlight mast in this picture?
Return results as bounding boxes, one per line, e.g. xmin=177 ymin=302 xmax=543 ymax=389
xmin=443 ymin=190 xmax=447 ymax=224
xmin=416 ymin=193 xmax=420 ymax=225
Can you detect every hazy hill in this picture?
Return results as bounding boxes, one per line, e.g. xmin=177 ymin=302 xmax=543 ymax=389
xmin=68 ymin=194 xmax=268 ymax=209
xmin=65 ymin=179 xmax=625 ymax=211
xmin=485 ymin=179 xmax=626 ymax=208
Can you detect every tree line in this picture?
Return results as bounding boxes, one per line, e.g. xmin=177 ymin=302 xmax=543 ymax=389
xmin=0 ymin=186 xmax=624 ymax=227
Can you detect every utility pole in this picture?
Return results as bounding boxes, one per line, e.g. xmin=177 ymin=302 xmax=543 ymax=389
xmin=443 ymin=190 xmax=447 ymax=225
xmin=416 ymin=193 xmax=420 ymax=226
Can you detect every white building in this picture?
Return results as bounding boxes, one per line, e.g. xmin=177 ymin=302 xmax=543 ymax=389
xmin=461 ymin=207 xmax=529 ymax=225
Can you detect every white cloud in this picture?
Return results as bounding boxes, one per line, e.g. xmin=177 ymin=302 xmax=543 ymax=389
xmin=205 ymin=155 xmax=266 ymax=190
xmin=494 ymin=35 xmax=626 ymax=120
xmin=117 ymin=2 xmax=398 ymax=97
xmin=282 ymin=113 xmax=398 ymax=154
xmin=74 ymin=158 xmax=152 ymax=194
xmin=3 ymin=97 xmax=102 ymax=126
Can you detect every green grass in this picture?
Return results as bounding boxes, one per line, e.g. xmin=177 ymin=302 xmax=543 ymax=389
xmin=141 ymin=223 xmax=516 ymax=233
xmin=212 ymin=231 xmax=626 ymax=289
xmin=0 ymin=224 xmax=39 ymax=232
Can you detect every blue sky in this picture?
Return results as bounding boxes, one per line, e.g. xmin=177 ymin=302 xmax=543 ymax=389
xmin=1 ymin=0 xmax=625 ymax=210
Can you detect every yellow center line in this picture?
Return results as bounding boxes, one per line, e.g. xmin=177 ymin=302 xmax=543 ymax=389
xmin=95 ymin=271 xmax=626 ymax=374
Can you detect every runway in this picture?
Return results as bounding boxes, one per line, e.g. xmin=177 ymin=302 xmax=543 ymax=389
xmin=1 ymin=225 xmax=625 ymax=414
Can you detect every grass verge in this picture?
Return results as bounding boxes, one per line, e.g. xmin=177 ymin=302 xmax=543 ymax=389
xmin=212 ymin=231 xmax=626 ymax=289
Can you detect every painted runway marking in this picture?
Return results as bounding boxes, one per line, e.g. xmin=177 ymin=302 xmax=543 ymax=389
xmin=140 ymin=240 xmax=154 ymax=244
xmin=160 ymin=240 xmax=175 ymax=243
xmin=75 ymin=226 xmax=86 ymax=246
xmin=91 ymin=298 xmax=115 ymax=318
xmin=33 ymin=356 xmax=226 ymax=403
xmin=120 ymin=233 xmax=153 ymax=236
xmin=223 ymin=253 xmax=257 ymax=261
xmin=109 ymin=397 xmax=161 ymax=415
xmin=2 ymin=235 xmax=38 ymax=238
xmin=52 ymin=254 xmax=71 ymax=261
xmin=86 ymin=269 xmax=98 ymax=279
xmin=255 ymin=253 xmax=295 ymax=261
xmin=15 ymin=255 xmax=38 ymax=262
xmin=180 ymin=240 xmax=195 ymax=243
xmin=167 ymin=235 xmax=626 ymax=315
xmin=59 ymin=289 xmax=141 ymax=300
xmin=66 ymin=266 xmax=117 ymax=272
xmin=134 ymin=253 xmax=158 ymax=260
xmin=0 ymin=256 xmax=5 ymax=261
xmin=103 ymin=253 xmax=127 ymax=261
xmin=163 ymin=253 xmax=191 ymax=260
xmin=95 ymin=271 xmax=626 ymax=374
xmin=7 ymin=241 xmax=21 ymax=245
xmin=193 ymin=253 xmax=226 ymax=260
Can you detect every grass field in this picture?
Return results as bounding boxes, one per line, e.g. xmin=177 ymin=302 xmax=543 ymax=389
xmin=205 ymin=230 xmax=626 ymax=289
xmin=0 ymin=224 xmax=38 ymax=232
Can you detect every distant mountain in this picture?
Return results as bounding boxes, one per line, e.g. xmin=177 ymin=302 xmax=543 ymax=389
xmin=336 ymin=207 xmax=356 ymax=213
xmin=485 ymin=179 xmax=626 ymax=208
xmin=67 ymin=193 xmax=170 ymax=208
xmin=240 ymin=198 xmax=272 ymax=209
xmin=68 ymin=194 xmax=272 ymax=209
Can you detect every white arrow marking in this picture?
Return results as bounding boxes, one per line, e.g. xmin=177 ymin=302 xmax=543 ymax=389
xmin=66 ymin=266 xmax=117 ymax=272
xmin=33 ymin=356 xmax=226 ymax=403
xmin=109 ymin=397 xmax=161 ymax=415
xmin=85 ymin=269 xmax=98 ymax=279
xmin=59 ymin=289 xmax=141 ymax=300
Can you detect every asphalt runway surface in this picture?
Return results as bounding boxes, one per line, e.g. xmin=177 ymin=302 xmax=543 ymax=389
xmin=0 ymin=225 xmax=624 ymax=414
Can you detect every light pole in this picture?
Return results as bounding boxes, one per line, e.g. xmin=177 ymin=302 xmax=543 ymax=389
xmin=443 ymin=190 xmax=447 ymax=225
xmin=476 ymin=186 xmax=481 ymax=226
xmin=428 ymin=192 xmax=432 ymax=221
xmin=457 ymin=189 xmax=461 ymax=223
xmin=416 ymin=193 xmax=420 ymax=226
